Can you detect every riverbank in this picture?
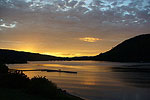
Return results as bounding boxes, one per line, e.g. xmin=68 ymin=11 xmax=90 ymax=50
xmin=0 ymin=88 xmax=83 ymax=100
xmin=0 ymin=64 xmax=83 ymax=100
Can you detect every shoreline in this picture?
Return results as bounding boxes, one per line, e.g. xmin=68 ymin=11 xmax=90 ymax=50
xmin=0 ymin=63 xmax=84 ymax=100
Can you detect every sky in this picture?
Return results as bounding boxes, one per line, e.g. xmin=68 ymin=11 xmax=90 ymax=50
xmin=0 ymin=0 xmax=150 ymax=57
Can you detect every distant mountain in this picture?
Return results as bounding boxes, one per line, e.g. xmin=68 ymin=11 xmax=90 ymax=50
xmin=0 ymin=49 xmax=61 ymax=64
xmin=94 ymin=34 xmax=150 ymax=62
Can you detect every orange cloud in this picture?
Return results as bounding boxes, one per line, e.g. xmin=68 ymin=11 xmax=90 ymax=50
xmin=79 ymin=37 xmax=102 ymax=42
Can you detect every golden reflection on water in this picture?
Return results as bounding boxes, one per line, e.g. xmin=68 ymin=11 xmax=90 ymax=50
xmin=23 ymin=71 xmax=41 ymax=78
xmin=8 ymin=61 xmax=115 ymax=87
xmin=39 ymin=63 xmax=88 ymax=70
xmin=8 ymin=61 xmax=150 ymax=100
xmin=81 ymin=77 xmax=96 ymax=86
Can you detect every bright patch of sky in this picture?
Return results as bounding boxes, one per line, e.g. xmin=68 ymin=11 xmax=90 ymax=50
xmin=0 ymin=20 xmax=17 ymax=31
xmin=123 ymin=11 xmax=130 ymax=16
xmin=0 ymin=19 xmax=3 ymax=22
xmin=118 ymin=0 xmax=131 ymax=7
xmin=79 ymin=37 xmax=101 ymax=42
xmin=0 ymin=23 xmax=16 ymax=28
xmin=25 ymin=0 xmax=32 ymax=3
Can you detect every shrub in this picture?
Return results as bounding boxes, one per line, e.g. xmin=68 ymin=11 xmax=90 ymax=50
xmin=28 ymin=76 xmax=58 ymax=98
xmin=0 ymin=64 xmax=8 ymax=73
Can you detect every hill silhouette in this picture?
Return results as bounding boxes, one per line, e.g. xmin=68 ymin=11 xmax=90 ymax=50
xmin=0 ymin=49 xmax=61 ymax=64
xmin=94 ymin=34 xmax=150 ymax=62
xmin=1 ymin=34 xmax=150 ymax=63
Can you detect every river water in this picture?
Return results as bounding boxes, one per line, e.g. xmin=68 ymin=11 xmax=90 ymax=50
xmin=8 ymin=61 xmax=150 ymax=100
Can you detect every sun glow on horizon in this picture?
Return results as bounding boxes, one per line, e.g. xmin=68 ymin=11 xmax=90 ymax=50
xmin=42 ymin=52 xmax=95 ymax=57
xmin=1 ymin=47 xmax=100 ymax=57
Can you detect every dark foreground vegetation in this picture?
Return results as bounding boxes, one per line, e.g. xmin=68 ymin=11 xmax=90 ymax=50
xmin=0 ymin=64 xmax=83 ymax=100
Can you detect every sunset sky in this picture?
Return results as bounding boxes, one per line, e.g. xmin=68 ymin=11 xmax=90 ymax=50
xmin=0 ymin=0 xmax=150 ymax=57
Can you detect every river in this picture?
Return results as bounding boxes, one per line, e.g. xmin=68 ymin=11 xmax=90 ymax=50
xmin=8 ymin=61 xmax=150 ymax=100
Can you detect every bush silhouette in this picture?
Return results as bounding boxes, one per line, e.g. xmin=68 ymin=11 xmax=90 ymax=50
xmin=0 ymin=64 xmax=8 ymax=73
xmin=28 ymin=76 xmax=57 ymax=97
